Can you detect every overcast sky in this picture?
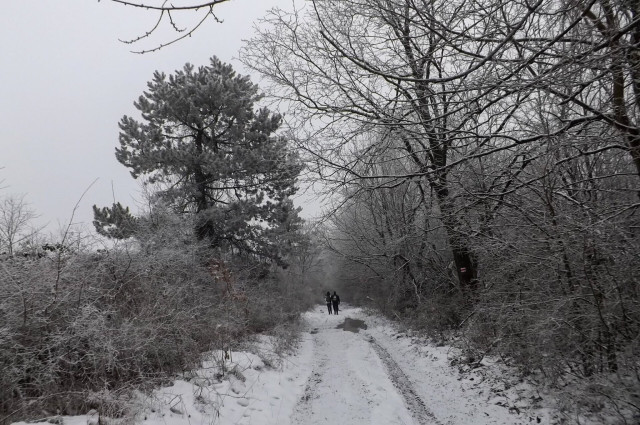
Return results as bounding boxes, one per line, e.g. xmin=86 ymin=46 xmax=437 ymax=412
xmin=0 ymin=0 xmax=314 ymax=240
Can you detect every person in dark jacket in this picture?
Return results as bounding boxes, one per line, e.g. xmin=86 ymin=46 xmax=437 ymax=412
xmin=325 ymin=291 xmax=333 ymax=314
xmin=331 ymin=291 xmax=340 ymax=315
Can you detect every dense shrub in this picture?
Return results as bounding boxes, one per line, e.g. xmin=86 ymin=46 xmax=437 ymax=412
xmin=0 ymin=238 xmax=309 ymax=424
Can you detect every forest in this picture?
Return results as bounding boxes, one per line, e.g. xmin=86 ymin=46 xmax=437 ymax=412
xmin=1 ymin=0 xmax=639 ymax=423
xmin=243 ymin=0 xmax=640 ymax=408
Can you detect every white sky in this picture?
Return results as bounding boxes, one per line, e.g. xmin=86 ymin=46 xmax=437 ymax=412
xmin=0 ymin=0 xmax=314 ymax=239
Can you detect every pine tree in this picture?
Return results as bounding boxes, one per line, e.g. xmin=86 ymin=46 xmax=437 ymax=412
xmin=112 ymin=56 xmax=303 ymax=262
xmin=92 ymin=202 xmax=138 ymax=239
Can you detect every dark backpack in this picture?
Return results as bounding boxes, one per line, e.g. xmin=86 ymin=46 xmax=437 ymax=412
xmin=326 ymin=295 xmax=332 ymax=303
xmin=332 ymin=294 xmax=339 ymax=303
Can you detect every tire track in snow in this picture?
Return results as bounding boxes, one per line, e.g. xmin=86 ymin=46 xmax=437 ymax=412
xmin=289 ymin=331 xmax=329 ymax=420
xmin=292 ymin=322 xmax=415 ymax=425
xmin=367 ymin=335 xmax=442 ymax=425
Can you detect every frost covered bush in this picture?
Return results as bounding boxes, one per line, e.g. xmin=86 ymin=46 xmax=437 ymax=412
xmin=0 ymin=244 xmax=208 ymax=423
xmin=0 ymin=233 xmax=302 ymax=424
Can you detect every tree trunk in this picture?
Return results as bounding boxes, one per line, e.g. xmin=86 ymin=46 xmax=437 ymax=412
xmin=194 ymin=130 xmax=212 ymax=240
xmin=433 ymin=181 xmax=478 ymax=294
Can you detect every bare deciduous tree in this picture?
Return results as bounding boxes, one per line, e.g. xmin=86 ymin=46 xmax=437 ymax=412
xmin=242 ymin=0 xmax=523 ymax=294
xmin=241 ymin=0 xmax=640 ymax=418
xmin=0 ymin=194 xmax=37 ymax=256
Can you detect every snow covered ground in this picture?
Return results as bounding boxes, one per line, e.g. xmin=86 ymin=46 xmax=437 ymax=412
xmin=13 ymin=305 xmax=598 ymax=425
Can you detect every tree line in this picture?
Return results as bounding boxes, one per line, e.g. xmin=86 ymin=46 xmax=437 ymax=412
xmin=238 ymin=0 xmax=639 ymax=419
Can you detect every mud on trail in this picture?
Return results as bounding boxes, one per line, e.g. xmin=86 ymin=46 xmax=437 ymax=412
xmin=336 ymin=317 xmax=367 ymax=333
xmin=291 ymin=306 xmax=437 ymax=425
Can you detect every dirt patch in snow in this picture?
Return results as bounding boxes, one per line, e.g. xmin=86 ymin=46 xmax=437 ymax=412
xmin=336 ymin=318 xmax=368 ymax=333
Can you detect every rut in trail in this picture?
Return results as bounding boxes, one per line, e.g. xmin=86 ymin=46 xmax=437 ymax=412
xmin=367 ymin=335 xmax=443 ymax=425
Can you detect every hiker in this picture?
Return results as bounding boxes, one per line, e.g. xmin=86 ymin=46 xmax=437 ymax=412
xmin=325 ymin=291 xmax=333 ymax=315
xmin=331 ymin=291 xmax=340 ymax=315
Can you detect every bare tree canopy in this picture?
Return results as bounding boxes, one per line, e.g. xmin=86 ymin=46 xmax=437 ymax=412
xmin=240 ymin=1 xmax=640 ymax=416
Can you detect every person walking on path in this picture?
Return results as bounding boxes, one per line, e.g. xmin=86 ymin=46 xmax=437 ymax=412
xmin=331 ymin=291 xmax=340 ymax=315
xmin=325 ymin=291 xmax=333 ymax=315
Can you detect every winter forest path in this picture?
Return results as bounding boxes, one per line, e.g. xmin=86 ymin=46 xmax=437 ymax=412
xmin=11 ymin=306 xmax=548 ymax=425
xmin=291 ymin=306 xmax=439 ymax=425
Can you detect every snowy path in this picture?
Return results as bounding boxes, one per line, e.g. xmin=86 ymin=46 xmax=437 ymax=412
xmin=290 ymin=309 xmax=435 ymax=425
xmin=283 ymin=305 xmax=549 ymax=425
